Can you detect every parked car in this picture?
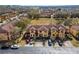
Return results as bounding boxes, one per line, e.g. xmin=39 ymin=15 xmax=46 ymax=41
xmin=25 ymin=42 xmax=34 ymax=47
xmin=10 ymin=44 xmax=19 ymax=49
xmin=26 ymin=39 xmax=30 ymax=44
xmin=48 ymin=39 xmax=52 ymax=46
xmin=0 ymin=45 xmax=10 ymax=50
xmin=25 ymin=44 xmax=33 ymax=47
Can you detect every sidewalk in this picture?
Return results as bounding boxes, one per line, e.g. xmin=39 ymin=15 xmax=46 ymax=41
xmin=34 ymin=42 xmax=43 ymax=47
xmin=17 ymin=40 xmax=74 ymax=47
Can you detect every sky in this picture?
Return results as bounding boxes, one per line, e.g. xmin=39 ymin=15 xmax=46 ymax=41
xmin=0 ymin=0 xmax=79 ymax=6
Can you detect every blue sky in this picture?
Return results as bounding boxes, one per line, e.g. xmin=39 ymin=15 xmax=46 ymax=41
xmin=0 ymin=0 xmax=79 ymax=6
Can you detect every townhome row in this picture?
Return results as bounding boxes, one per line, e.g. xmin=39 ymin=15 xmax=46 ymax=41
xmin=25 ymin=24 xmax=66 ymax=39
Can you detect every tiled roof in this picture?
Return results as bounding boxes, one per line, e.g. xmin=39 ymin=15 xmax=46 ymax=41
xmin=58 ymin=25 xmax=66 ymax=30
xmin=1 ymin=23 xmax=14 ymax=32
xmin=0 ymin=28 xmax=7 ymax=33
xmin=26 ymin=24 xmax=66 ymax=31
xmin=71 ymin=25 xmax=79 ymax=31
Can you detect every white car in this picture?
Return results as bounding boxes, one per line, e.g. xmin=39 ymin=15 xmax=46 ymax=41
xmin=25 ymin=43 xmax=34 ymax=47
xmin=25 ymin=44 xmax=34 ymax=47
xmin=10 ymin=44 xmax=20 ymax=49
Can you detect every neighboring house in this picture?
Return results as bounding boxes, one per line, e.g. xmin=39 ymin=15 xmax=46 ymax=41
xmin=0 ymin=16 xmax=6 ymax=21
xmin=0 ymin=28 xmax=8 ymax=40
xmin=2 ymin=23 xmax=14 ymax=32
xmin=1 ymin=23 xmax=15 ymax=40
xmin=69 ymin=25 xmax=79 ymax=36
xmin=40 ymin=9 xmax=53 ymax=18
xmin=19 ymin=13 xmax=28 ymax=19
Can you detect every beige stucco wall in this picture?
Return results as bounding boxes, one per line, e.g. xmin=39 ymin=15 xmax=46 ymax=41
xmin=0 ymin=33 xmax=8 ymax=40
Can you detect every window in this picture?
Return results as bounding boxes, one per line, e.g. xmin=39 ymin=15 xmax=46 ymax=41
xmin=30 ymin=34 xmax=34 ymax=37
xmin=60 ymin=30 xmax=63 ymax=33
xmin=30 ymin=34 xmax=32 ymax=37
xmin=52 ymin=30 xmax=56 ymax=32
xmin=40 ymin=31 xmax=42 ymax=33
xmin=39 ymin=34 xmax=43 ymax=37
xmin=33 ymin=34 xmax=35 ymax=37
xmin=44 ymin=34 xmax=47 ymax=37
xmin=52 ymin=34 xmax=55 ymax=36
xmin=31 ymin=30 xmax=34 ymax=33
xmin=44 ymin=31 xmax=47 ymax=32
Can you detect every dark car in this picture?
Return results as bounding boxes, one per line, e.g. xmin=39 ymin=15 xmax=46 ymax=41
xmin=48 ymin=39 xmax=52 ymax=46
xmin=0 ymin=45 xmax=10 ymax=50
xmin=0 ymin=40 xmax=11 ymax=50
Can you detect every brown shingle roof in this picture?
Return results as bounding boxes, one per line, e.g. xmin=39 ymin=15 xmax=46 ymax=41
xmin=70 ymin=25 xmax=79 ymax=31
xmin=0 ymin=28 xmax=7 ymax=33
xmin=26 ymin=24 xmax=65 ymax=31
xmin=1 ymin=23 xmax=14 ymax=32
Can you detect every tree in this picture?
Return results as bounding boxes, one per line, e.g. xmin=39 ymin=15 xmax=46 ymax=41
xmin=11 ymin=27 xmax=21 ymax=40
xmin=70 ymin=13 xmax=79 ymax=18
xmin=64 ymin=18 xmax=79 ymax=26
xmin=53 ymin=12 xmax=69 ymax=19
xmin=64 ymin=19 xmax=72 ymax=26
xmin=15 ymin=21 xmax=25 ymax=30
xmin=27 ymin=8 xmax=40 ymax=19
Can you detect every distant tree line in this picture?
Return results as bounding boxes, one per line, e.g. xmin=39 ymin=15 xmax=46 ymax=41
xmin=70 ymin=13 xmax=79 ymax=18
xmin=27 ymin=12 xmax=79 ymax=20
xmin=53 ymin=12 xmax=79 ymax=19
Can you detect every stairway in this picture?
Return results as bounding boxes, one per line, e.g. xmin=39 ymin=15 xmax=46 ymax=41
xmin=15 ymin=30 xmax=26 ymax=47
xmin=69 ymin=33 xmax=79 ymax=47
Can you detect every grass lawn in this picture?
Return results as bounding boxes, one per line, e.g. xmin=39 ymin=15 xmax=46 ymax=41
xmin=31 ymin=18 xmax=57 ymax=25
xmin=22 ymin=18 xmax=31 ymax=25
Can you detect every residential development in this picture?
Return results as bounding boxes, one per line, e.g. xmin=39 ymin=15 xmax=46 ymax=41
xmin=0 ymin=5 xmax=79 ymax=50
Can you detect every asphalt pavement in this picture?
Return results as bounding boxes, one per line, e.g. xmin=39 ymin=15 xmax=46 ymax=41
xmin=0 ymin=47 xmax=79 ymax=54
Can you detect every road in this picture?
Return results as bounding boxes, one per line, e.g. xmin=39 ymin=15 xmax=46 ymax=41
xmin=0 ymin=47 xmax=79 ymax=54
